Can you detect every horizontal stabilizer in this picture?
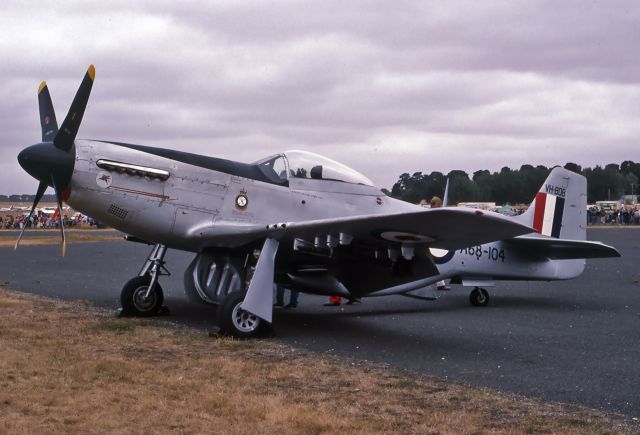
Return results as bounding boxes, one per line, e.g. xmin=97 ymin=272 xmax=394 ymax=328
xmin=505 ymin=236 xmax=620 ymax=260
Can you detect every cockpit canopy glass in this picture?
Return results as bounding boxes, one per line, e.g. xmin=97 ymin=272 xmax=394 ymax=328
xmin=254 ymin=150 xmax=375 ymax=186
xmin=254 ymin=154 xmax=288 ymax=184
xmin=284 ymin=150 xmax=374 ymax=186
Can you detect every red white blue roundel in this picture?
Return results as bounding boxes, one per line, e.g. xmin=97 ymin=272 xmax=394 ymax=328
xmin=378 ymin=231 xmax=434 ymax=244
xmin=429 ymin=247 xmax=454 ymax=264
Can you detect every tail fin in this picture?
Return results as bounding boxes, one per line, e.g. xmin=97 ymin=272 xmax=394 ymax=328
xmin=514 ymin=167 xmax=586 ymax=240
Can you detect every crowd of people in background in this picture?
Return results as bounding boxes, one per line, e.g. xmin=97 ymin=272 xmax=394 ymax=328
xmin=587 ymin=206 xmax=640 ymax=225
xmin=0 ymin=212 xmax=98 ymax=230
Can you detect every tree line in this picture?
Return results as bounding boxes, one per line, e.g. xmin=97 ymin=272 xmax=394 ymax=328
xmin=390 ymin=161 xmax=640 ymax=205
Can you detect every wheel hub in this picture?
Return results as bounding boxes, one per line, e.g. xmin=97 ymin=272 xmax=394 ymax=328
xmin=232 ymin=302 xmax=260 ymax=333
xmin=133 ymin=286 xmax=156 ymax=311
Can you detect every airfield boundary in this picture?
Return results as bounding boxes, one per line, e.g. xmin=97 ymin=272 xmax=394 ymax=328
xmin=0 ymin=289 xmax=636 ymax=434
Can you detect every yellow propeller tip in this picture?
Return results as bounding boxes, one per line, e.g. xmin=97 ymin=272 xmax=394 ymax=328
xmin=38 ymin=81 xmax=47 ymax=94
xmin=88 ymin=64 xmax=96 ymax=81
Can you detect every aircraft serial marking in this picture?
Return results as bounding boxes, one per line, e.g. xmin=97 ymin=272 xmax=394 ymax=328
xmin=459 ymin=245 xmax=506 ymax=262
xmin=545 ymin=184 xmax=567 ymax=198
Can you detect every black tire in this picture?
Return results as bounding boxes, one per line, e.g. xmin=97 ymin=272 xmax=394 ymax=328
xmin=217 ymin=291 xmax=270 ymax=338
xmin=469 ymin=287 xmax=489 ymax=307
xmin=120 ymin=276 xmax=164 ymax=316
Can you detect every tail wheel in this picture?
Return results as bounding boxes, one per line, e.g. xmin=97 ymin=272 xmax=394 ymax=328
xmin=469 ymin=287 xmax=489 ymax=307
xmin=121 ymin=276 xmax=164 ymax=316
xmin=217 ymin=291 xmax=270 ymax=338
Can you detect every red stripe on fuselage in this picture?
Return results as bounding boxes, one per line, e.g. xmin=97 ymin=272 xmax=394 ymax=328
xmin=532 ymin=192 xmax=547 ymax=233
xmin=109 ymin=186 xmax=171 ymax=200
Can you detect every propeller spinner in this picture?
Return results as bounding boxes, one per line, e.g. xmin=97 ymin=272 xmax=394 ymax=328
xmin=15 ymin=65 xmax=95 ymax=255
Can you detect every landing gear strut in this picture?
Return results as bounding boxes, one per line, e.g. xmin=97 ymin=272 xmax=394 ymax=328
xmin=120 ymin=244 xmax=170 ymax=316
xmin=469 ymin=287 xmax=489 ymax=307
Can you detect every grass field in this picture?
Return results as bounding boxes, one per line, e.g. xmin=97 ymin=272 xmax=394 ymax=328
xmin=0 ymin=289 xmax=636 ymax=434
xmin=0 ymin=232 xmax=122 ymax=248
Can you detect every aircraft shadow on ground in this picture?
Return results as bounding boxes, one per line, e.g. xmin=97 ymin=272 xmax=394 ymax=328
xmin=152 ymin=297 xmax=486 ymax=353
xmin=271 ymin=293 xmax=602 ymax=321
xmin=488 ymin=295 xmax=604 ymax=312
xmin=156 ymin=288 xmax=605 ymax=338
xmin=270 ymin=308 xmax=538 ymax=360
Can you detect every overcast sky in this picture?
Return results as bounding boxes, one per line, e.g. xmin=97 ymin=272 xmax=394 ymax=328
xmin=2 ymin=0 xmax=638 ymax=195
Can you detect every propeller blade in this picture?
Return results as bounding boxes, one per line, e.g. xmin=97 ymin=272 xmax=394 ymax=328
xmin=53 ymin=64 xmax=95 ymax=152
xmin=38 ymin=81 xmax=58 ymax=142
xmin=51 ymin=176 xmax=67 ymax=256
xmin=14 ymin=181 xmax=48 ymax=250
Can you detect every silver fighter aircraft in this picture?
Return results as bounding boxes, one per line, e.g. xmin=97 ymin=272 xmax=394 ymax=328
xmin=14 ymin=66 xmax=614 ymax=337
xmin=385 ymin=167 xmax=621 ymax=305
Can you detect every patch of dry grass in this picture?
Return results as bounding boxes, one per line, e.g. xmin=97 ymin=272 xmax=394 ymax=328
xmin=0 ymin=289 xmax=636 ymax=434
xmin=0 ymin=233 xmax=121 ymax=248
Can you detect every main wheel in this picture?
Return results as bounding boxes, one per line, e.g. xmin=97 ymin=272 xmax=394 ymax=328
xmin=217 ymin=291 xmax=269 ymax=338
xmin=120 ymin=276 xmax=164 ymax=316
xmin=469 ymin=287 xmax=489 ymax=307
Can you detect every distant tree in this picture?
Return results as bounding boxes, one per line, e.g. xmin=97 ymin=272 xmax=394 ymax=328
xmin=623 ymin=172 xmax=639 ymax=197
xmin=492 ymin=167 xmax=518 ymax=204
xmin=621 ymin=160 xmax=640 ymax=183
xmin=472 ymin=169 xmax=494 ymax=201
xmin=391 ymin=173 xmax=412 ymax=198
xmin=446 ymin=170 xmax=477 ymax=204
xmin=605 ymin=163 xmax=620 ymax=172
xmin=584 ymin=165 xmax=624 ymax=202
xmin=563 ymin=162 xmax=582 ymax=174
xmin=472 ymin=169 xmax=490 ymax=181
xmin=517 ymin=164 xmax=548 ymax=203
xmin=392 ymin=172 xmax=428 ymax=204
xmin=605 ymin=164 xmax=626 ymax=199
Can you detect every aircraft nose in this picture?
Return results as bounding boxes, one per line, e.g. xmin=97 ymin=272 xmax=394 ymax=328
xmin=18 ymin=142 xmax=75 ymax=190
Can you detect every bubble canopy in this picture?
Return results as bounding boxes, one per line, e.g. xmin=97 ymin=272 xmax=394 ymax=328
xmin=254 ymin=150 xmax=375 ymax=186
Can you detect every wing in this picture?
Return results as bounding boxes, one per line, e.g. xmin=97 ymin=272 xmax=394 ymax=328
xmin=505 ymin=235 xmax=621 ymax=259
xmin=198 ymin=207 xmax=533 ymax=250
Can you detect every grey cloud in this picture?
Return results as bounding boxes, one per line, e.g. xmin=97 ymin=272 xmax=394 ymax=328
xmin=2 ymin=0 xmax=639 ymax=195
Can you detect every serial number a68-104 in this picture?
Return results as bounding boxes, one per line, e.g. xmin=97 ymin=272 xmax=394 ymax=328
xmin=459 ymin=246 xmax=506 ymax=262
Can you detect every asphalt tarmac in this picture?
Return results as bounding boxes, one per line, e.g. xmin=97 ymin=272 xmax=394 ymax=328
xmin=1 ymin=228 xmax=638 ymax=417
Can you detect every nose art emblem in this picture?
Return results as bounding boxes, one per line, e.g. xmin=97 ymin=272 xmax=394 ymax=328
xmin=96 ymin=171 xmax=112 ymax=188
